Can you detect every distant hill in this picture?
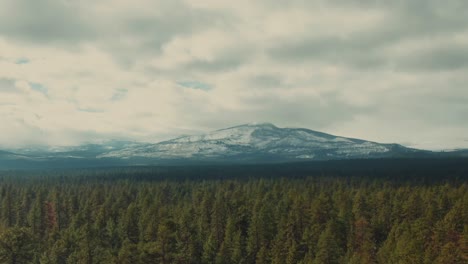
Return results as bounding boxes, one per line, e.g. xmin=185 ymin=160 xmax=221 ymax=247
xmin=99 ymin=123 xmax=427 ymax=162
xmin=1 ymin=123 xmax=465 ymax=169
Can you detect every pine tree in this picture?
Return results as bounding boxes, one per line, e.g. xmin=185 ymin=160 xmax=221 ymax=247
xmin=348 ymin=217 xmax=376 ymax=264
xmin=202 ymin=233 xmax=217 ymax=264
xmin=314 ymin=221 xmax=343 ymax=264
xmin=230 ymin=226 xmax=245 ymax=264
xmin=117 ymin=239 xmax=140 ymax=264
xmin=1 ymin=189 xmax=15 ymax=227
xmin=122 ymin=203 xmax=140 ymax=244
xmin=28 ymin=192 xmax=46 ymax=238
xmin=0 ymin=227 xmax=36 ymax=264
xmin=153 ymin=220 xmax=177 ymax=264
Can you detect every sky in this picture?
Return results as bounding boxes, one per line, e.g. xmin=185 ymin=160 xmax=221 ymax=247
xmin=0 ymin=0 xmax=467 ymax=150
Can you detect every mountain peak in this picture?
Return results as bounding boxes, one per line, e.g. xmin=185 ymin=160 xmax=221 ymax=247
xmin=245 ymin=122 xmax=276 ymax=127
xmin=1 ymin=124 xmax=434 ymax=169
xmin=220 ymin=122 xmax=278 ymax=131
xmin=96 ymin=123 xmax=423 ymax=161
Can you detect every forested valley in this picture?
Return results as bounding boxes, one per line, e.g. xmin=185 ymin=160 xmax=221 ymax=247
xmin=0 ymin=160 xmax=466 ymax=264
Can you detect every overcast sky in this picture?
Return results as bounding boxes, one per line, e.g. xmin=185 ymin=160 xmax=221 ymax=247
xmin=1 ymin=0 xmax=467 ymax=150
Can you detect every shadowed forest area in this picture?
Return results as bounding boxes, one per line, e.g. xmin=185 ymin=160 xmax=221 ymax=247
xmin=0 ymin=159 xmax=466 ymax=264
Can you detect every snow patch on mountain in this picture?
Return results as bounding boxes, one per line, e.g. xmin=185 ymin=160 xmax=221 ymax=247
xmin=98 ymin=123 xmax=400 ymax=161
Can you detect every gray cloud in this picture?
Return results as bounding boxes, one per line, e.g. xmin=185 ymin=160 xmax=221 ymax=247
xmin=0 ymin=0 xmax=467 ymax=149
xmin=99 ymin=3 xmax=231 ymax=67
xmin=178 ymin=89 xmax=373 ymax=133
xmin=77 ymin=107 xmax=105 ymax=113
xmin=398 ymin=43 xmax=468 ymax=71
xmin=241 ymin=93 xmax=371 ymax=129
xmin=269 ymin=36 xmax=386 ymax=69
xmin=0 ymin=78 xmax=17 ymax=93
xmin=249 ymin=75 xmax=284 ymax=89
xmin=0 ymin=0 xmax=94 ymax=45
xmin=268 ymin=0 xmax=468 ymax=72
xmin=183 ymin=54 xmax=249 ymax=73
xmin=110 ymin=89 xmax=128 ymax=102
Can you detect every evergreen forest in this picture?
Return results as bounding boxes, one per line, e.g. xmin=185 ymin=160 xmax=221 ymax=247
xmin=0 ymin=159 xmax=466 ymax=264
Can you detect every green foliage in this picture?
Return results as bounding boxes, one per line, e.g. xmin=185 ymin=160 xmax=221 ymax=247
xmin=0 ymin=227 xmax=36 ymax=264
xmin=0 ymin=167 xmax=465 ymax=263
xmin=314 ymin=220 xmax=344 ymax=264
xmin=117 ymin=239 xmax=139 ymax=264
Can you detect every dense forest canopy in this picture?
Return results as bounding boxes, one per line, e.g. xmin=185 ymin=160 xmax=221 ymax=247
xmin=0 ymin=159 xmax=466 ymax=263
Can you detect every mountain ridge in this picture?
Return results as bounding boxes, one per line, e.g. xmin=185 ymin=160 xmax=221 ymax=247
xmin=98 ymin=123 xmax=424 ymax=161
xmin=1 ymin=123 xmax=464 ymax=169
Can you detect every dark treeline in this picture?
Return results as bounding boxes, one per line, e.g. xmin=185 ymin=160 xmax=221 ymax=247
xmin=0 ymin=159 xmax=466 ymax=263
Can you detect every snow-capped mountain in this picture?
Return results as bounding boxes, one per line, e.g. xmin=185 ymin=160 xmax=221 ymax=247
xmin=1 ymin=123 xmax=448 ymax=169
xmin=98 ymin=123 xmax=421 ymax=162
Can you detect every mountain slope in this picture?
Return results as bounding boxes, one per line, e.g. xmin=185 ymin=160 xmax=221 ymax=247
xmin=12 ymin=141 xmax=143 ymax=159
xmin=3 ymin=123 xmax=454 ymax=169
xmin=99 ymin=123 xmax=423 ymax=162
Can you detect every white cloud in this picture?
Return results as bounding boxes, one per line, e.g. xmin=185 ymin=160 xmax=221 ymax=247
xmin=0 ymin=0 xmax=467 ymax=150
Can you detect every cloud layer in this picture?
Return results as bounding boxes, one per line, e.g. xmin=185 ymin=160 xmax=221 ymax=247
xmin=1 ymin=0 xmax=467 ymax=150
